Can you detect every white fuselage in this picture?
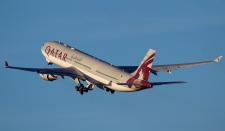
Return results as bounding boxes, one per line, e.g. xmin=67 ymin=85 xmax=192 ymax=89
xmin=41 ymin=41 xmax=137 ymax=92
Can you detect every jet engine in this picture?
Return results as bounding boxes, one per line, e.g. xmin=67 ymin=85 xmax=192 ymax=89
xmin=39 ymin=74 xmax=58 ymax=81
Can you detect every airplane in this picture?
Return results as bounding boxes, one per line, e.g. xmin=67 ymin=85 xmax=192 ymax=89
xmin=4 ymin=41 xmax=223 ymax=95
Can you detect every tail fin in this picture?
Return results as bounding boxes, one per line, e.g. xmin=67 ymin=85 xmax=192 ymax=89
xmin=132 ymin=49 xmax=156 ymax=81
xmin=127 ymin=49 xmax=156 ymax=88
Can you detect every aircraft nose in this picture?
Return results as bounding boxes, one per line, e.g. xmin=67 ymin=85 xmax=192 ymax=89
xmin=41 ymin=44 xmax=44 ymax=49
xmin=41 ymin=42 xmax=48 ymax=54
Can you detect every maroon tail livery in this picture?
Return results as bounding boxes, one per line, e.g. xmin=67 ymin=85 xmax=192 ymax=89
xmin=127 ymin=49 xmax=156 ymax=88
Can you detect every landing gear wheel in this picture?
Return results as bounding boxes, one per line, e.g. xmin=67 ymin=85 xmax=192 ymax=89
xmin=110 ymin=90 xmax=115 ymax=94
xmin=75 ymin=84 xmax=84 ymax=95
xmin=75 ymin=86 xmax=80 ymax=91
xmin=74 ymin=81 xmax=95 ymax=95
xmin=79 ymin=89 xmax=84 ymax=95
xmin=105 ymin=88 xmax=115 ymax=94
xmin=83 ymin=88 xmax=89 ymax=93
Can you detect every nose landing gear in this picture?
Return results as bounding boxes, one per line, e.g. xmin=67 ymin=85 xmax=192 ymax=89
xmin=48 ymin=62 xmax=53 ymax=65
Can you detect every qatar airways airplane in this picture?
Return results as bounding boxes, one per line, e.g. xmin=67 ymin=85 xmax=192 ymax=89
xmin=4 ymin=41 xmax=223 ymax=95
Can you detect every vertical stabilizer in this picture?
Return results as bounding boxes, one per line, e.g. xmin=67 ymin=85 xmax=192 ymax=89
xmin=132 ymin=49 xmax=156 ymax=81
xmin=127 ymin=49 xmax=156 ymax=87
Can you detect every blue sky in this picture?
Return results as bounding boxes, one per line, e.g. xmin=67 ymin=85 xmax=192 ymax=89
xmin=1 ymin=0 xmax=225 ymax=131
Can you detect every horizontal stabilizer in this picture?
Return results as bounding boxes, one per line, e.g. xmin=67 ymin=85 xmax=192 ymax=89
xmin=151 ymin=81 xmax=186 ymax=86
xmin=117 ymin=81 xmax=186 ymax=87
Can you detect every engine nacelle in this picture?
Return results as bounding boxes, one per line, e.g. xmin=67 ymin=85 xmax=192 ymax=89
xmin=39 ymin=74 xmax=58 ymax=81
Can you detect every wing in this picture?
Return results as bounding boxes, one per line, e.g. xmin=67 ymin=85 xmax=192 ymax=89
xmin=4 ymin=61 xmax=109 ymax=88
xmin=117 ymin=56 xmax=223 ymax=74
xmin=152 ymin=56 xmax=223 ymax=73
xmin=4 ymin=61 xmax=82 ymax=78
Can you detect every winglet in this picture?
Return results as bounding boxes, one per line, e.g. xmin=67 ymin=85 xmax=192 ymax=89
xmin=214 ymin=56 xmax=223 ymax=63
xmin=4 ymin=61 xmax=9 ymax=68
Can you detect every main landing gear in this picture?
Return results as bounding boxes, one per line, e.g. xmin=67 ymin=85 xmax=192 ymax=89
xmin=74 ymin=79 xmax=94 ymax=95
xmin=75 ymin=84 xmax=90 ymax=95
xmin=106 ymin=88 xmax=115 ymax=94
xmin=73 ymin=78 xmax=115 ymax=95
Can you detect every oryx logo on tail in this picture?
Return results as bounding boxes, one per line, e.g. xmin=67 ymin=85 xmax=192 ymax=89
xmin=127 ymin=49 xmax=156 ymax=88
